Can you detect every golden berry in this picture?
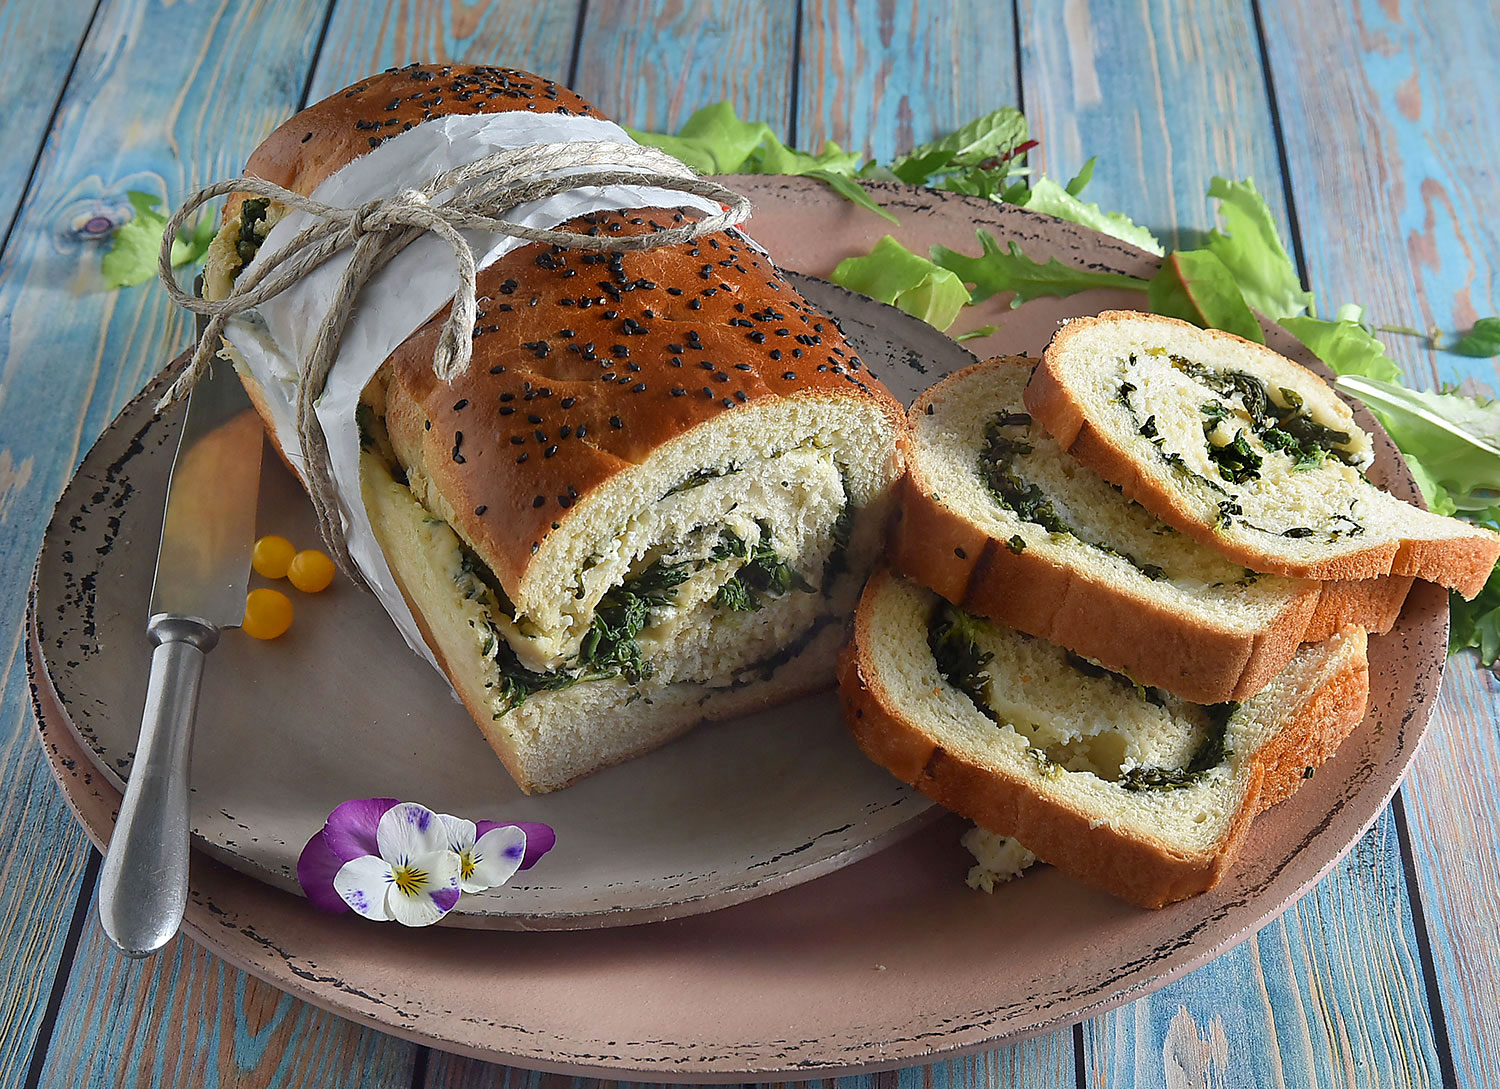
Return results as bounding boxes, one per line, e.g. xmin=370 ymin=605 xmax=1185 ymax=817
xmin=242 ymin=588 xmax=293 ymax=640
xmin=287 ymin=549 xmax=336 ymax=593
xmin=251 ymin=535 xmax=297 ymax=580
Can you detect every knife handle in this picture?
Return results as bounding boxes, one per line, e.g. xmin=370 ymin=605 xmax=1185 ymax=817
xmin=98 ymin=615 xmax=219 ymax=958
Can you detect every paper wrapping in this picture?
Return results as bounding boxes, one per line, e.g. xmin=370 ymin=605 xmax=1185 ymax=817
xmin=227 ymin=112 xmax=733 ymax=670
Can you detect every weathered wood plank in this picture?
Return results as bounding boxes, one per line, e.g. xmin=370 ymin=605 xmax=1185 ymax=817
xmin=36 ymin=915 xmax=416 ymax=1089
xmin=308 ymin=0 xmax=582 ymax=103
xmin=1015 ymin=0 xmax=1451 ymax=1082
xmin=423 ymin=1029 xmax=1077 ymax=1089
xmin=570 ymin=0 xmax=796 ymax=133
xmin=1017 ymin=0 xmax=1289 ymax=251
xmin=797 ymin=0 xmax=1019 ymax=162
xmin=1261 ymin=3 xmax=1500 ymax=1086
xmin=1083 ymin=812 xmax=1439 ymax=1088
xmin=0 ymin=0 xmax=99 ymax=247
xmin=0 ymin=0 xmax=414 ymax=1083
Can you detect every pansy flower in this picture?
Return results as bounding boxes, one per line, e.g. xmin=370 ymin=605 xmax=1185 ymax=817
xmin=297 ymin=798 xmax=554 ymax=926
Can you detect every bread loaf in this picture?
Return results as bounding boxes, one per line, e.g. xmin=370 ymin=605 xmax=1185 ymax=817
xmin=204 ymin=65 xmax=904 ymax=792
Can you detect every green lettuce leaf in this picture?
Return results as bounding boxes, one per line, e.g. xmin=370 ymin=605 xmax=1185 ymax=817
xmin=1335 ymin=374 xmax=1500 ymax=514
xmin=1278 ymin=315 xmax=1404 ymax=382
xmin=1147 ymin=249 xmax=1263 ymax=342
xmin=1453 ymin=316 xmax=1500 ymax=357
xmin=832 ymin=235 xmax=969 ymax=330
xmin=1022 ymin=176 xmax=1164 ymax=255
xmin=888 ymin=108 xmax=1029 ymax=186
xmin=101 ymin=191 xmax=213 ymax=289
xmin=1202 ymin=177 xmax=1313 ymax=320
xmin=1449 ymin=506 xmax=1500 ymax=662
xmin=931 ymin=230 xmax=1148 ymax=308
xmin=1065 ymin=156 xmax=1096 ymax=197
xmin=627 ymin=103 xmax=895 ymax=221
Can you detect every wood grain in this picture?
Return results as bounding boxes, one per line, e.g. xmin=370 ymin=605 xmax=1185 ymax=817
xmin=1260 ymin=3 xmax=1500 ymax=1086
xmin=1016 ymin=0 xmax=1289 ymax=251
xmin=797 ymin=0 xmax=1018 ymax=162
xmin=307 ymin=0 xmax=583 ymax=104
xmin=0 ymin=0 xmax=98 ymax=244
xmin=1083 ymin=812 xmax=1439 ymax=1087
xmin=0 ymin=0 xmax=414 ymax=1083
xmin=570 ymin=0 xmax=796 ymax=132
xmin=36 ymin=916 xmax=416 ymax=1088
xmin=423 ymin=1032 xmax=1077 ymax=1089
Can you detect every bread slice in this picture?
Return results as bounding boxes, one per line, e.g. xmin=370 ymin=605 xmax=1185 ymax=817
xmin=1026 ymin=312 xmax=1500 ymax=595
xmin=838 ymin=569 xmax=1370 ymax=908
xmin=895 ymin=356 xmax=1408 ymax=703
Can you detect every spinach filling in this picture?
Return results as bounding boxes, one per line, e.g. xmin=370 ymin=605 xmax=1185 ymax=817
xmin=1118 ymin=701 xmax=1238 ymax=792
xmin=232 ymin=198 xmax=270 ymax=278
xmin=486 ymin=557 xmax=690 ymax=710
xmin=925 ymin=600 xmax=1236 ymax=790
xmin=1174 ymin=355 xmax=1358 ymax=477
xmin=927 ymin=602 xmax=998 ymax=723
xmin=712 ymin=524 xmax=816 ymax=612
xmin=1117 ymin=353 xmax=1365 ymax=538
xmin=979 ymin=413 xmax=1168 ymax=581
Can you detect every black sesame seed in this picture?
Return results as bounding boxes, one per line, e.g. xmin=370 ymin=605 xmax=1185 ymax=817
xmin=474 ymin=505 xmax=488 ymax=516
xmin=533 ymin=496 xmax=546 ymax=508
xmin=453 ymin=399 xmax=469 ymax=411
xmin=500 ymin=392 xmax=514 ymax=402
xmin=631 ymin=382 xmax=646 ymax=392
xmin=734 ymin=362 xmax=752 ymax=371
xmin=702 ymin=387 xmax=713 ymax=397
xmin=561 ymin=397 xmax=576 ymax=408
xmin=926 ymin=403 xmax=934 ymax=415
xmin=782 ymin=371 xmax=797 ymax=380
xmin=500 ymin=406 xmax=515 ymax=416
xmin=955 ymin=547 xmax=967 ymax=559
xmin=517 ymin=453 xmax=528 ymax=463
xmin=671 ymin=387 xmax=686 ymax=397
xmin=576 ymin=424 xmax=587 ymax=438
xmin=510 ymin=435 xmax=525 ymax=445
xmin=545 ymin=445 xmax=559 ymax=457
xmin=528 ymin=414 xmax=542 ymax=424
xmin=424 ymin=420 xmax=432 ymax=430
xmin=610 ymin=415 xmax=623 ymax=428
xmin=734 ymin=390 xmax=748 ymax=402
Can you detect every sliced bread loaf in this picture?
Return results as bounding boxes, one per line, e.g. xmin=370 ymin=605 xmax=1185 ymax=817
xmin=895 ymin=356 xmax=1408 ymax=703
xmin=1026 ymin=312 xmax=1500 ymax=594
xmin=838 ymin=568 xmax=1370 ymax=908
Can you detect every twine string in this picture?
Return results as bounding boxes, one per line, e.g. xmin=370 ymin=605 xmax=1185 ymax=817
xmin=156 ymin=139 xmax=753 ymax=582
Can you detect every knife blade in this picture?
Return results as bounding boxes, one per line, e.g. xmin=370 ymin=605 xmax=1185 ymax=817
xmin=98 ymin=356 xmax=263 ymax=957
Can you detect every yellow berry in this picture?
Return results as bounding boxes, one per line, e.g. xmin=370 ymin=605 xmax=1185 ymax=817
xmin=252 ymin=535 xmax=297 ymax=579
xmin=287 ymin=549 xmax=336 ymax=593
xmin=242 ymin=588 xmax=293 ymax=640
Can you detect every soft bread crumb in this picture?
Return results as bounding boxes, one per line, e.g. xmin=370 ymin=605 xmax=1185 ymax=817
xmin=962 ymin=825 xmax=1038 ymax=891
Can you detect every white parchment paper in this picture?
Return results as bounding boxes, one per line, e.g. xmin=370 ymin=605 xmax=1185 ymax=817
xmin=226 ymin=112 xmax=736 ymax=669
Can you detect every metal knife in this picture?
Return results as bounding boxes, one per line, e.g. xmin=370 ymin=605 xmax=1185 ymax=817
xmin=98 ymin=356 xmax=263 ymax=957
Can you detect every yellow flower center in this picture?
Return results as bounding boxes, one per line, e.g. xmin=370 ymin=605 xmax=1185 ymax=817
xmin=460 ymin=853 xmax=477 ymax=881
xmin=390 ymin=864 xmax=428 ymax=897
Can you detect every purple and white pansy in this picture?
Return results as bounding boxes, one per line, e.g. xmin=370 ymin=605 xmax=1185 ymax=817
xmin=297 ymin=798 xmax=554 ymax=926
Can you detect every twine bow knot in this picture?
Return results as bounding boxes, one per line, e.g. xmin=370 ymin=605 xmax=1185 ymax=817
xmin=154 ymin=139 xmax=753 ymax=583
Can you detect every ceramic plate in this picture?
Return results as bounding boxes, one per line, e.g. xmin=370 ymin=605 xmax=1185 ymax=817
xmin=29 ymin=177 xmax=1448 ymax=1077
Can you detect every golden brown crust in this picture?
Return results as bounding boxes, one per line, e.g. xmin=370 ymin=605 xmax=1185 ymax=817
xmin=837 ymin=570 xmax=1371 ymax=908
xmin=1026 ymin=312 xmax=1500 ymax=592
xmin=1305 ymin=576 xmax=1412 ymax=641
xmin=225 ymin=65 xmax=599 ymax=219
xmin=381 ymin=206 xmax=900 ymax=595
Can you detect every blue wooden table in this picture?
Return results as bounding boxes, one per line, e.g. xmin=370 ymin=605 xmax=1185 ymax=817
xmin=3 ymin=1 xmax=1497 ymax=1085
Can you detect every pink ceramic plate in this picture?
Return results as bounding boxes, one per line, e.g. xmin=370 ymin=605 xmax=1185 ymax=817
xmin=29 ymin=178 xmax=1446 ymax=1078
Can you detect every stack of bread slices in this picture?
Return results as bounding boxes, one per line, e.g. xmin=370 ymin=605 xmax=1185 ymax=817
xmin=837 ymin=310 xmax=1500 ymax=908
